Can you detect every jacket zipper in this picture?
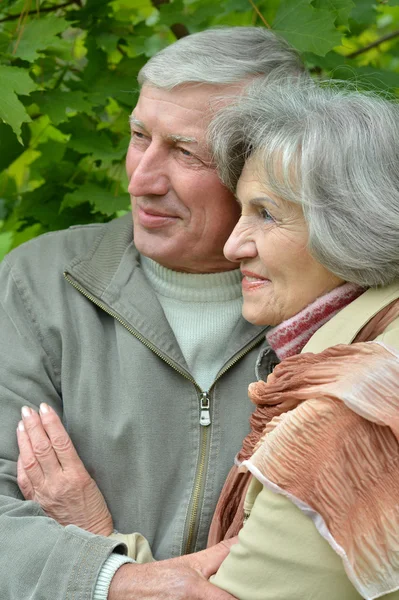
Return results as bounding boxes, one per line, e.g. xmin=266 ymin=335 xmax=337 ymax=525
xmin=64 ymin=272 xmax=265 ymax=555
xmin=64 ymin=272 xmax=199 ymax=384
xmin=183 ymin=336 xmax=266 ymax=555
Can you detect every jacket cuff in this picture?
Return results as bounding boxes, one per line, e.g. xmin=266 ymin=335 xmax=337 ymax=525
xmin=93 ymin=553 xmax=135 ymax=600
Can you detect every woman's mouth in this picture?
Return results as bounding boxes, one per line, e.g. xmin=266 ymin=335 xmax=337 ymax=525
xmin=241 ymin=270 xmax=270 ymax=291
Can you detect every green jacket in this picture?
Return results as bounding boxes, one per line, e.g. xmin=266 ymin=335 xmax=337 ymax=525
xmin=0 ymin=215 xmax=268 ymax=599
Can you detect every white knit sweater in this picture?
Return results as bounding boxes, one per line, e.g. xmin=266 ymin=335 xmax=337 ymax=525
xmin=141 ymin=256 xmax=243 ymax=391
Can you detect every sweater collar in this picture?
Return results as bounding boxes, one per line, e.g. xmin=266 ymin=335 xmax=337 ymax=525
xmin=140 ymin=256 xmax=242 ymax=303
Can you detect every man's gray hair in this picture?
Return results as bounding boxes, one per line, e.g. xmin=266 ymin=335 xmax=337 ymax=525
xmin=138 ymin=27 xmax=305 ymax=88
xmin=209 ymin=77 xmax=399 ymax=287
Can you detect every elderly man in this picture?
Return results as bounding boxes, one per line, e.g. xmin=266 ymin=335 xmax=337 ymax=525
xmin=0 ymin=27 xmax=304 ymax=599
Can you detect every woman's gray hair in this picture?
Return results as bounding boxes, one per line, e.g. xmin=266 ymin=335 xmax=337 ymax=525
xmin=138 ymin=27 xmax=305 ymax=88
xmin=209 ymin=77 xmax=399 ymax=287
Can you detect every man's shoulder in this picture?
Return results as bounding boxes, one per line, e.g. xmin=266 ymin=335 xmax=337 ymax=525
xmin=4 ymin=216 xmax=133 ymax=275
xmin=5 ymin=223 xmax=104 ymax=268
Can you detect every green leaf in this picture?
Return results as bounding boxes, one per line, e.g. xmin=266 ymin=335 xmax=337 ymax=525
xmin=157 ymin=0 xmax=186 ymax=27
xmin=0 ymin=66 xmax=36 ymax=141
xmin=30 ymin=90 xmax=94 ymax=126
xmin=14 ymin=182 xmax=95 ymax=230
xmin=144 ymin=32 xmax=171 ymax=57
xmin=11 ymin=223 xmax=43 ymax=250
xmin=349 ymin=0 xmax=377 ymax=24
xmin=332 ymin=65 xmax=399 ymax=89
xmin=11 ymin=15 xmax=70 ymax=62
xmin=0 ymin=32 xmax=11 ymax=55
xmin=303 ymin=50 xmax=345 ymax=69
xmin=312 ymin=0 xmax=355 ymax=27
xmin=111 ymin=0 xmax=155 ymax=25
xmin=29 ymin=116 xmax=70 ymax=147
xmin=273 ymin=0 xmax=342 ymax=55
xmin=125 ymin=35 xmax=147 ymax=57
xmin=218 ymin=0 xmax=253 ymax=12
xmin=61 ymin=182 xmax=129 ymax=216
xmin=0 ymin=122 xmax=25 ymax=170
xmin=96 ymin=32 xmax=121 ymax=54
xmin=0 ymin=230 xmax=14 ymax=261
xmin=67 ymin=129 xmax=126 ymax=163
xmin=31 ymin=140 xmax=67 ymax=170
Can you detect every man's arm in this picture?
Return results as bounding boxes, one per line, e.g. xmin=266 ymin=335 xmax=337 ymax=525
xmin=15 ymin=406 xmax=239 ymax=600
xmin=1 ymin=257 xmax=237 ymax=599
xmin=107 ymin=541 xmax=238 ymax=600
xmin=0 ymin=257 xmax=127 ymax=598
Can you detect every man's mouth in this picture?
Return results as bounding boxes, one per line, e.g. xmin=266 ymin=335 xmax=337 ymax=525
xmin=136 ymin=206 xmax=179 ymax=228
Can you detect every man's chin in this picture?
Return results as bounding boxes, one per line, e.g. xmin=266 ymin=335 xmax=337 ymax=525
xmin=133 ymin=231 xmax=182 ymax=269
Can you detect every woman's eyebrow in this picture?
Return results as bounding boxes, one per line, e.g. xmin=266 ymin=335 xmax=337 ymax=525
xmin=250 ymin=196 xmax=279 ymax=208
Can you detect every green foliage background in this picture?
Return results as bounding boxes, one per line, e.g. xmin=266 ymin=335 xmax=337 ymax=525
xmin=1 ymin=0 xmax=399 ymax=259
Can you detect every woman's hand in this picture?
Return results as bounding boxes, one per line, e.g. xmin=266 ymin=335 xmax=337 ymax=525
xmin=17 ymin=403 xmax=114 ymax=536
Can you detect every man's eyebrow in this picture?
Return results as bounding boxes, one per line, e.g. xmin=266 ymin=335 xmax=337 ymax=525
xmin=129 ymin=116 xmax=146 ymax=130
xmin=167 ymin=134 xmax=198 ymax=144
xmin=128 ymin=116 xmax=198 ymax=145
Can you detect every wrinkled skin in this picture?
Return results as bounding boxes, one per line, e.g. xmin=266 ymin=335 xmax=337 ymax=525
xmin=17 ymin=403 xmax=113 ymax=536
xmin=17 ymin=404 xmax=237 ymax=600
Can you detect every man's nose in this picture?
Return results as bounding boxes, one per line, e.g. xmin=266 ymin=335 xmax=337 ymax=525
xmin=127 ymin=144 xmax=169 ymax=197
xmin=223 ymin=219 xmax=257 ymax=263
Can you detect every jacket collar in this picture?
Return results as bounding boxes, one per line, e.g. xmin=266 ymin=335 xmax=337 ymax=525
xmin=65 ymin=215 xmax=268 ymax=374
xmin=303 ymin=282 xmax=399 ymax=354
xmin=66 ymin=214 xmax=135 ymax=298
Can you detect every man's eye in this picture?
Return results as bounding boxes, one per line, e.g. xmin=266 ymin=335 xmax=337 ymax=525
xmin=260 ymin=208 xmax=274 ymax=222
xmin=131 ymin=131 xmax=146 ymax=139
xmin=178 ymin=147 xmax=193 ymax=157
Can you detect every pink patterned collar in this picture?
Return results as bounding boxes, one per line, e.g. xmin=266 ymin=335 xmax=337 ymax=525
xmin=266 ymin=283 xmax=365 ymax=360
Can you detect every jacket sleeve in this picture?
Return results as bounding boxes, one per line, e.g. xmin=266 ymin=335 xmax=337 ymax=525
xmin=109 ymin=532 xmax=155 ymax=562
xmin=211 ymin=479 xmax=366 ymax=600
xmin=0 ymin=258 xmax=127 ymax=599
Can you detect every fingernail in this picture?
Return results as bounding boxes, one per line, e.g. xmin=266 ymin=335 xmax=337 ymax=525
xmin=18 ymin=421 xmax=25 ymax=432
xmin=40 ymin=403 xmax=49 ymax=414
xmin=21 ymin=406 xmax=32 ymax=419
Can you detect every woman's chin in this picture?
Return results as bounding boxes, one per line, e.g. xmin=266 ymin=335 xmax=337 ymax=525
xmin=242 ymin=305 xmax=279 ymax=327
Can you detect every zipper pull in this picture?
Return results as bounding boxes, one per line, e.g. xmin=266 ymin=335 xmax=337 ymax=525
xmin=199 ymin=392 xmax=211 ymax=427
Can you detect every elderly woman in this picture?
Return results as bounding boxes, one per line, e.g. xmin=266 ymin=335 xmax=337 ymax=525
xmin=16 ymin=79 xmax=399 ymax=600
xmin=205 ymin=78 xmax=399 ymax=600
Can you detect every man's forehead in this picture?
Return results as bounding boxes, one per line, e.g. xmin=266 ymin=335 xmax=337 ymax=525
xmin=130 ymin=83 xmax=243 ymax=146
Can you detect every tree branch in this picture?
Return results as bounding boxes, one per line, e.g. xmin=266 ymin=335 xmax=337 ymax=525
xmin=248 ymin=0 xmax=271 ymax=29
xmin=347 ymin=29 xmax=399 ymax=59
xmin=0 ymin=1 xmax=81 ymax=23
xmin=170 ymin=23 xmax=189 ymax=39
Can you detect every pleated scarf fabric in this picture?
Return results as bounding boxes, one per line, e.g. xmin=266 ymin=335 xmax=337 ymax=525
xmin=208 ymin=298 xmax=399 ymax=600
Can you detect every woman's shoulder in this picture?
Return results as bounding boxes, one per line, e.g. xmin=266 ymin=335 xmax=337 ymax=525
xmin=375 ymin=312 xmax=399 ymax=351
xmin=304 ymin=282 xmax=399 ymax=353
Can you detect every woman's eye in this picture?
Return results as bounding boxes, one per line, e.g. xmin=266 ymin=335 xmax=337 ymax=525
xmin=260 ymin=208 xmax=274 ymax=222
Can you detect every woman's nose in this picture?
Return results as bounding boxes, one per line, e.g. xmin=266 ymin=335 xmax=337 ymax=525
xmin=223 ymin=220 xmax=257 ymax=263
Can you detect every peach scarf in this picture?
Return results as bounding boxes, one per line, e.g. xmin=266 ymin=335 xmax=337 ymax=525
xmin=208 ymin=299 xmax=399 ymax=600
